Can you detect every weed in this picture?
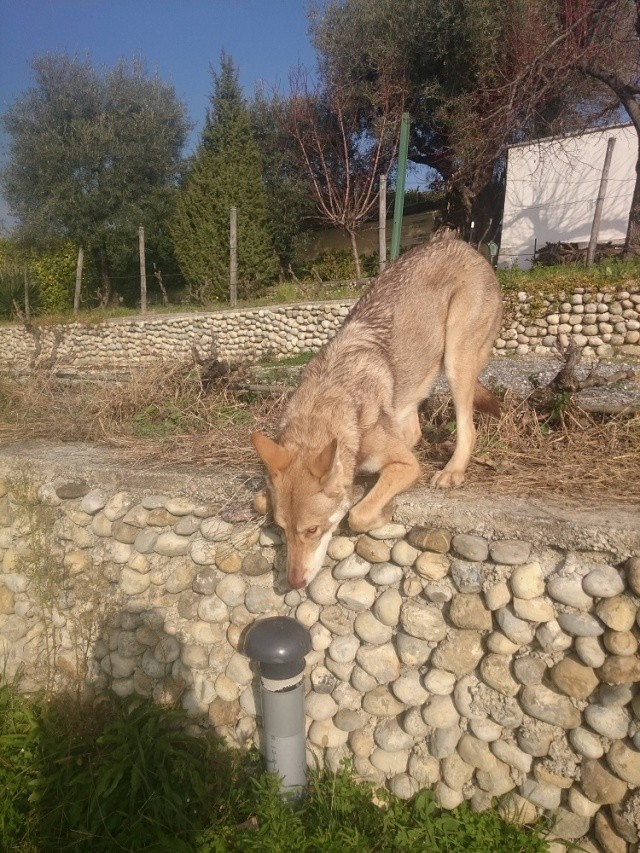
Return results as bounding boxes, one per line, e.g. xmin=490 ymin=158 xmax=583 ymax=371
xmin=541 ymin=390 xmax=574 ymax=432
xmin=132 ymin=401 xmax=189 ymax=437
xmin=216 ymin=403 xmax=254 ymax=426
xmin=8 ymin=474 xmax=66 ymax=695
xmin=197 ymin=764 xmax=550 ymax=852
xmin=6 ymin=474 xmax=115 ymax=698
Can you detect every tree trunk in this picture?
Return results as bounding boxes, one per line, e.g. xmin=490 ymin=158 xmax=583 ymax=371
xmin=348 ymin=229 xmax=362 ymax=280
xmin=624 ymin=139 xmax=640 ymax=257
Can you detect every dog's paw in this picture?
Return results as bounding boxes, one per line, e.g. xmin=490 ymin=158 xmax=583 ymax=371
xmin=430 ymin=469 xmax=465 ymax=489
xmin=253 ymin=490 xmax=269 ymax=515
xmin=348 ymin=501 xmax=393 ymax=533
xmin=347 ymin=507 xmax=369 ymax=533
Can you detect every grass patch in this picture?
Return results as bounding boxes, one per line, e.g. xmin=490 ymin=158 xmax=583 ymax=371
xmin=0 ymin=362 xmax=285 ymax=467
xmin=258 ymin=351 xmax=316 ymax=369
xmin=0 ymin=279 xmax=364 ymax=328
xmin=0 ymin=682 xmax=552 ymax=852
xmin=497 ymin=257 xmax=640 ymax=297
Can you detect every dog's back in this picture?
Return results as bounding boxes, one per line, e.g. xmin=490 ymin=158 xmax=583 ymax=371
xmin=290 ymin=236 xmax=502 ymax=424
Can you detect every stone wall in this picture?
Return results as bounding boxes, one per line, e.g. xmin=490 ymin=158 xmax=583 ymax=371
xmin=0 ymin=446 xmax=639 ymax=850
xmin=1 ymin=282 xmax=639 ymax=376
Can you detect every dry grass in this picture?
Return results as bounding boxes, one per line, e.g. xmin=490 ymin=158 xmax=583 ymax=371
xmin=420 ymin=390 xmax=640 ymax=502
xmin=0 ymin=363 xmax=285 ymax=468
xmin=1 ymin=364 xmax=639 ymax=503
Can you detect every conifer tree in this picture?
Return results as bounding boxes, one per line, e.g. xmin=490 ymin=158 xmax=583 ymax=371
xmin=171 ymin=54 xmax=278 ymax=302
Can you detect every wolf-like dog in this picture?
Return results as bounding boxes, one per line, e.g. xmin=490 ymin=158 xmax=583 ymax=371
xmin=252 ymin=234 xmax=503 ymax=589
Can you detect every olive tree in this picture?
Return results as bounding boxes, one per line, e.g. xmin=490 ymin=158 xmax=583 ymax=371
xmin=1 ymin=54 xmax=189 ymax=306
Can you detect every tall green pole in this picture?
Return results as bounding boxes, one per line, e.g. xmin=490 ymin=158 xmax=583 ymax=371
xmin=390 ymin=112 xmax=410 ymax=261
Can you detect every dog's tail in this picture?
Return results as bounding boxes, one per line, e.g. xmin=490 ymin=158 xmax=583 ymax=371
xmin=473 ymin=381 xmax=501 ymax=418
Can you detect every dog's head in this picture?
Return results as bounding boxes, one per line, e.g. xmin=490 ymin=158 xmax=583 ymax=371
xmin=251 ymin=432 xmax=352 ymax=589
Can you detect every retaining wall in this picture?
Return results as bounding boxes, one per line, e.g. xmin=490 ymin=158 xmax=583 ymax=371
xmin=0 ymin=445 xmax=639 ymax=850
xmin=1 ymin=283 xmax=639 ymax=375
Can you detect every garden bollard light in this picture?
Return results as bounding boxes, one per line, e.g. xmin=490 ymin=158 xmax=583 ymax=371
xmin=244 ymin=615 xmax=312 ymax=795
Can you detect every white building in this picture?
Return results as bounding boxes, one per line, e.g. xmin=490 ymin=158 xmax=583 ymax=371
xmin=498 ymin=123 xmax=636 ymax=268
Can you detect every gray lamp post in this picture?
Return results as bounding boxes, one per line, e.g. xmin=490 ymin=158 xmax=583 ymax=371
xmin=244 ymin=616 xmax=312 ymax=794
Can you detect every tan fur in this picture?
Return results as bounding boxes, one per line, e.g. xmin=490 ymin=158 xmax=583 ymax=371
xmin=252 ymin=236 xmax=503 ymax=588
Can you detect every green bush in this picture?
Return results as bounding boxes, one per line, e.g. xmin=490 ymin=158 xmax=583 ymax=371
xmin=295 ymin=249 xmax=380 ymax=283
xmin=29 ymin=242 xmax=77 ymax=313
xmin=31 ymin=694 xmax=210 ymax=851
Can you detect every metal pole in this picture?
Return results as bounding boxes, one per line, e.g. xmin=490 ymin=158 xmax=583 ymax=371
xmin=390 ymin=112 xmax=410 ymax=261
xmin=229 ymin=206 xmax=238 ymax=307
xmin=587 ymin=137 xmax=616 ymax=266
xmin=138 ymin=226 xmax=147 ymax=313
xmin=244 ymin=616 xmax=311 ymax=796
xmin=379 ymin=174 xmax=387 ymax=274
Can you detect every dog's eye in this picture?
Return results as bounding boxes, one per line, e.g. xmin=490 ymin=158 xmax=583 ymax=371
xmin=306 ymin=526 xmax=319 ymax=537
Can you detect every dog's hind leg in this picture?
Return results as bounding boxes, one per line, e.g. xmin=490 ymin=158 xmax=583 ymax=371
xmin=431 ymin=319 xmax=496 ymax=489
xmin=431 ymin=371 xmax=476 ymax=488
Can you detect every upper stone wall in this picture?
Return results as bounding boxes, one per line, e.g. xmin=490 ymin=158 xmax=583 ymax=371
xmin=1 ymin=282 xmax=639 ymax=376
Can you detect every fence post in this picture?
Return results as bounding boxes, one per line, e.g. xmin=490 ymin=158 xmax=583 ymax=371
xmin=73 ymin=247 xmax=84 ymax=315
xmin=230 ymin=206 xmax=238 ymax=307
xmin=587 ymin=137 xmax=616 ymax=266
xmin=23 ymin=267 xmax=30 ymax=323
xmin=138 ymin=226 xmax=147 ymax=313
xmin=379 ymin=174 xmax=387 ymax=274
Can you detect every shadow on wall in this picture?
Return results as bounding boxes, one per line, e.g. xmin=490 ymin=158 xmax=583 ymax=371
xmin=85 ymin=601 xmax=265 ymax=749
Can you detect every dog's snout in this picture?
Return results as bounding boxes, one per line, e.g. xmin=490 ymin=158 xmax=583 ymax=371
xmin=288 ymin=573 xmax=307 ymax=590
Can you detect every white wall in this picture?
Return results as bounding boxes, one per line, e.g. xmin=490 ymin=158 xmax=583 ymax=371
xmin=498 ymin=124 xmax=636 ymax=268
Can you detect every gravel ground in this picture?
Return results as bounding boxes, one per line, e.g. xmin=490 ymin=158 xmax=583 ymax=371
xmin=472 ymin=354 xmax=640 ymax=411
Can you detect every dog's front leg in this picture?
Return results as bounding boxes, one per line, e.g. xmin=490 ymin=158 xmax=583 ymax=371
xmin=348 ymin=444 xmax=420 ymax=533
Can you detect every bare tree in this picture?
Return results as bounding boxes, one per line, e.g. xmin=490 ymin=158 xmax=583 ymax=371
xmin=283 ymin=67 xmax=406 ymax=279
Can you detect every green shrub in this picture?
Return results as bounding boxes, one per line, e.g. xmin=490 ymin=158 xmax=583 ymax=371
xmin=29 ymin=242 xmax=78 ymax=313
xmin=33 ymin=693 xmax=210 ymax=851
xmin=305 ymin=249 xmax=357 ymax=281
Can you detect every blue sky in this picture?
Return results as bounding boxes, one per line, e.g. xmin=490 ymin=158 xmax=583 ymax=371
xmin=0 ymin=0 xmax=318 ymax=228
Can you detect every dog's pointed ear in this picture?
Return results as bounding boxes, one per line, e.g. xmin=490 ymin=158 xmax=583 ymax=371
xmin=308 ymin=438 xmax=339 ymax=481
xmin=251 ymin=432 xmax=291 ymax=476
